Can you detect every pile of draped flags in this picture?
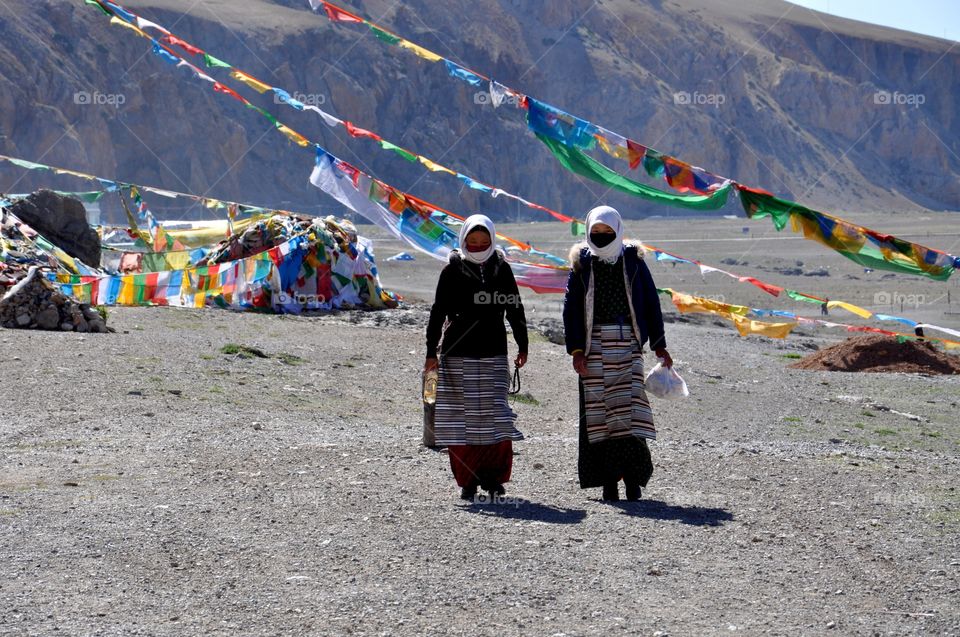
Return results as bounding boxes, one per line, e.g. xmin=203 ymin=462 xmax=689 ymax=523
xmin=1 ymin=190 xmax=398 ymax=313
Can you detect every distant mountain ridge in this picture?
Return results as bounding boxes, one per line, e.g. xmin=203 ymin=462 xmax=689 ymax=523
xmin=0 ymin=0 xmax=957 ymax=224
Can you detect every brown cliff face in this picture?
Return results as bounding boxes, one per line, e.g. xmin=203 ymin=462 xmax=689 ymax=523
xmin=0 ymin=0 xmax=957 ymax=224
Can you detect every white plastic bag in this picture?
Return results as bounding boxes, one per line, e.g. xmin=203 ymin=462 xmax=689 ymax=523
xmin=644 ymin=360 xmax=689 ymax=399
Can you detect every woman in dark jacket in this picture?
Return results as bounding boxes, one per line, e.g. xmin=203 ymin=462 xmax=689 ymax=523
xmin=425 ymin=215 xmax=529 ymax=500
xmin=563 ymin=206 xmax=672 ymax=502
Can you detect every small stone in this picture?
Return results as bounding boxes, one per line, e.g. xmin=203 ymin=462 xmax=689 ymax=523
xmin=826 ymin=621 xmax=836 ymax=629
xmin=35 ymin=306 xmax=59 ymax=330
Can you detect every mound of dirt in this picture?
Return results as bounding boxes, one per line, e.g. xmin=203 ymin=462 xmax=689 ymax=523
xmin=790 ymin=334 xmax=960 ymax=374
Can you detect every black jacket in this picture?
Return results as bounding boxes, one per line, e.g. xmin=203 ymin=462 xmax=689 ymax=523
xmin=426 ymin=249 xmax=529 ymax=358
xmin=563 ymin=243 xmax=667 ymax=355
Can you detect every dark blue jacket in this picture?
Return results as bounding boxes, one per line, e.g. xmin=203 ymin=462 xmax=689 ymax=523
xmin=562 ymin=243 xmax=667 ymax=355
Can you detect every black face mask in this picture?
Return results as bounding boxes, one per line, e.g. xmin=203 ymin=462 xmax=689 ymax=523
xmin=590 ymin=232 xmax=616 ymax=248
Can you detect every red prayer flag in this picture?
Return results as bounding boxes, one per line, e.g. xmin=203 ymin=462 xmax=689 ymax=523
xmin=323 ymin=2 xmax=364 ymax=23
xmin=626 ymin=139 xmax=645 ymax=170
xmin=163 ymin=34 xmax=203 ymax=56
xmin=213 ymin=82 xmax=246 ymax=103
xmin=739 ymin=276 xmax=782 ymax=297
xmin=344 ymin=121 xmax=381 ymax=141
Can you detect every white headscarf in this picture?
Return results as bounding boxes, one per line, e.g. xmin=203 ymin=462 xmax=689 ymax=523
xmin=585 ymin=205 xmax=624 ymax=264
xmin=458 ymin=214 xmax=497 ymax=264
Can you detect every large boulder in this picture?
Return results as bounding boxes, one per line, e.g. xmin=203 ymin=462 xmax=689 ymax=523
xmin=9 ymin=190 xmax=101 ymax=267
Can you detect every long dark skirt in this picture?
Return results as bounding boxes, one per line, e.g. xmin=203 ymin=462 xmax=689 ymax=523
xmin=448 ymin=441 xmax=513 ymax=488
xmin=577 ymin=379 xmax=653 ymax=488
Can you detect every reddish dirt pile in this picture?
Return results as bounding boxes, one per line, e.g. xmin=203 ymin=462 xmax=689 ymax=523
xmin=790 ymin=334 xmax=960 ymax=374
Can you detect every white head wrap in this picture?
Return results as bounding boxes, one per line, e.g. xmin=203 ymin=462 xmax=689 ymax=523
xmin=458 ymin=214 xmax=497 ymax=264
xmin=585 ymin=205 xmax=624 ymax=264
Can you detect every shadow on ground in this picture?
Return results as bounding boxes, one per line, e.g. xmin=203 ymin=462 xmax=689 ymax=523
xmin=608 ymin=499 xmax=734 ymax=526
xmin=461 ymin=499 xmax=588 ymax=524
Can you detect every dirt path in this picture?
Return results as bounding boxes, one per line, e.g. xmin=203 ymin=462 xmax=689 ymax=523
xmin=1 ymin=306 xmax=958 ymax=636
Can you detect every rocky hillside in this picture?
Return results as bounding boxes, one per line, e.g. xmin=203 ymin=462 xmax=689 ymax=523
xmin=0 ymin=0 xmax=958 ymax=224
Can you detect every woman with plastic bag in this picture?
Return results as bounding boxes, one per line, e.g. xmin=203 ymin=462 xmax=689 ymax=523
xmin=424 ymin=215 xmax=528 ymax=501
xmin=562 ymin=206 xmax=672 ymax=502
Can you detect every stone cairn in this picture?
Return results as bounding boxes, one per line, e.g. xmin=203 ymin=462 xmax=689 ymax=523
xmin=0 ymin=267 xmax=109 ymax=333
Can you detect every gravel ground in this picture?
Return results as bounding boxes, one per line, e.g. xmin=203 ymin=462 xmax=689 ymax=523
xmin=2 ymin=299 xmax=959 ymax=636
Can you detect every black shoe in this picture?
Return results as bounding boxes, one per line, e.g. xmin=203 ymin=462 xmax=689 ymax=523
xmin=602 ymin=483 xmax=620 ymax=501
xmin=625 ymin=483 xmax=641 ymax=501
xmin=460 ymin=484 xmax=478 ymax=500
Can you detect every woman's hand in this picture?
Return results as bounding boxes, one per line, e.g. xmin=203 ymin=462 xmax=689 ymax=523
xmin=572 ymin=352 xmax=588 ymax=377
xmin=515 ymin=353 xmax=528 ymax=369
xmin=654 ymin=348 xmax=673 ymax=368
xmin=424 ymin=357 xmax=439 ymax=372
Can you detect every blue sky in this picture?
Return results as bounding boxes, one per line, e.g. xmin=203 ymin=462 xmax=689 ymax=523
xmin=788 ymin=0 xmax=958 ymax=41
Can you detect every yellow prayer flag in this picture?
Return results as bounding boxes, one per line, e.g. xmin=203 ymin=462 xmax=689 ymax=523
xmin=117 ymin=275 xmax=135 ymax=305
xmin=731 ymin=315 xmax=797 ymax=339
xmin=230 ymin=70 xmax=272 ymax=94
xmin=398 ymin=39 xmax=443 ymax=63
xmin=827 ymin=300 xmax=873 ymax=319
xmin=671 ymin=291 xmax=749 ymax=317
xmin=277 ymin=124 xmax=310 ymax=147
xmin=418 ymin=156 xmax=456 ymax=175
xmin=110 ymin=16 xmax=149 ymax=38
xmin=53 ymin=168 xmax=97 ymax=181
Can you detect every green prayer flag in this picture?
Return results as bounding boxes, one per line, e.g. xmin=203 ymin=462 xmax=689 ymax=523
xmin=370 ymin=26 xmax=401 ymax=45
xmin=785 ymin=290 xmax=824 ymax=304
xmin=535 ymin=133 xmax=731 ymax=211
xmin=738 ymin=187 xmax=955 ymax=281
xmin=84 ymin=0 xmax=111 ymax=16
xmin=571 ymin=220 xmax=586 ymax=237
xmin=379 ymin=140 xmax=417 ymax=162
xmin=203 ymin=53 xmax=232 ymax=69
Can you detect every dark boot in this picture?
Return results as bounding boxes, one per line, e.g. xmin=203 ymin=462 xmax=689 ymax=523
xmin=460 ymin=483 xmax=478 ymax=500
xmin=601 ymin=482 xmax=620 ymax=501
xmin=625 ymin=482 xmax=641 ymax=502
xmin=484 ymin=483 xmax=506 ymax=500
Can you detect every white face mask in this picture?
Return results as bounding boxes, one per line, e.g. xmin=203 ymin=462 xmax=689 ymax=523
xmin=585 ymin=206 xmax=624 ymax=263
xmin=458 ymin=214 xmax=497 ymax=264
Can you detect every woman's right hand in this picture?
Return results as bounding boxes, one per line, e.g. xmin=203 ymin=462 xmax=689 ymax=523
xmin=572 ymin=352 xmax=588 ymax=377
xmin=424 ymin=357 xmax=439 ymax=373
